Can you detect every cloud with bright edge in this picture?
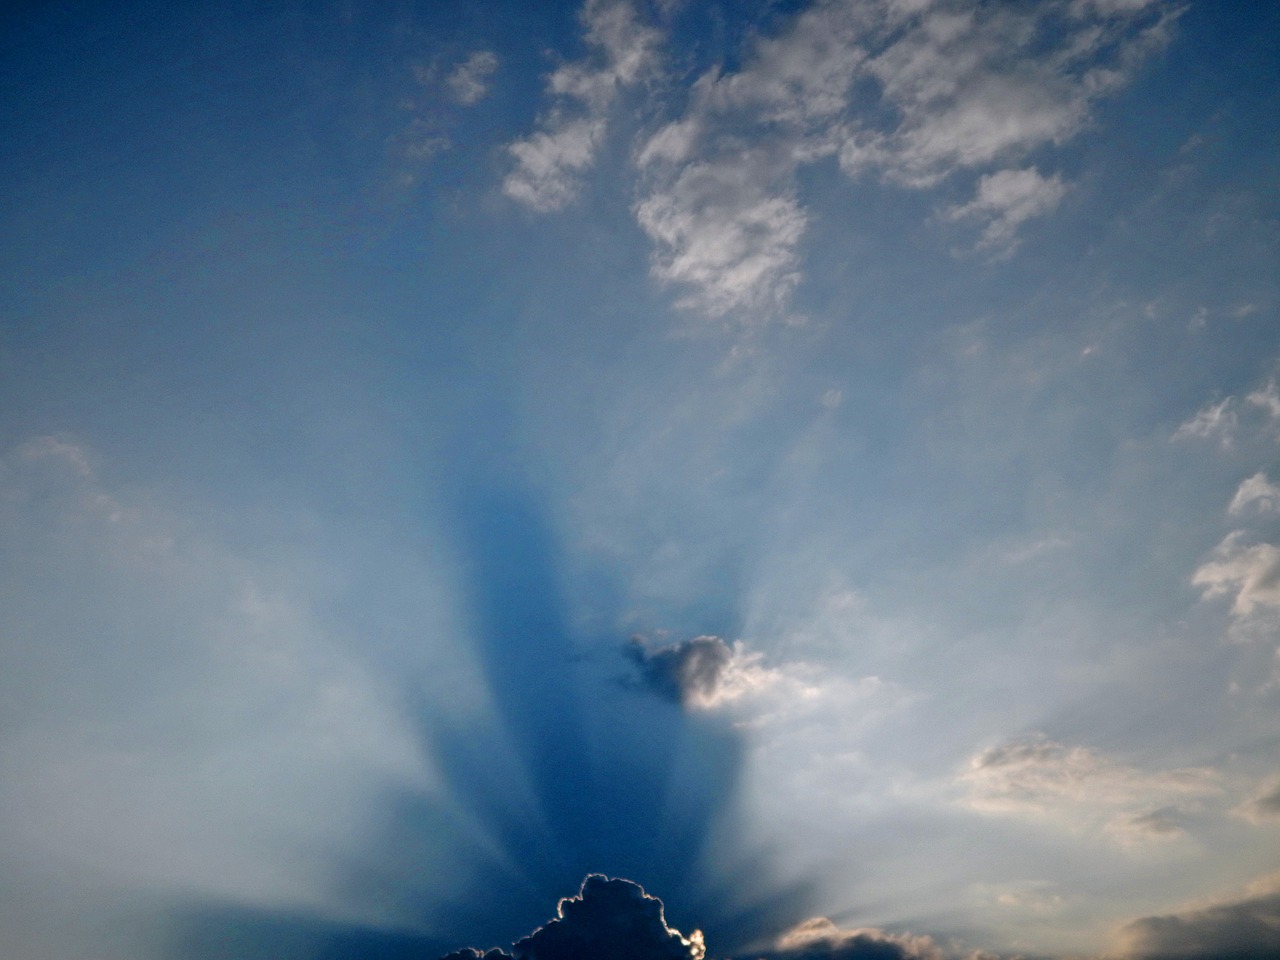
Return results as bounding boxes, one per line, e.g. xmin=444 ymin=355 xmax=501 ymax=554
xmin=1114 ymin=873 xmax=1280 ymax=960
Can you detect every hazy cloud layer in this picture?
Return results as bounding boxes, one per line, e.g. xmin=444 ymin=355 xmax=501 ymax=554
xmin=959 ymin=735 xmax=1219 ymax=842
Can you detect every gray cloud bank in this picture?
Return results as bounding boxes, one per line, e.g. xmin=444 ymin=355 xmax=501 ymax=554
xmin=440 ymin=873 xmax=1280 ymax=960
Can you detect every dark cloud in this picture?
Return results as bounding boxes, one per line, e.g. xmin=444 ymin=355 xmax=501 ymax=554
xmin=1118 ymin=887 xmax=1280 ymax=959
xmin=626 ymin=635 xmax=733 ymax=708
xmin=439 ymin=875 xmax=704 ymax=960
xmin=749 ymin=917 xmax=945 ymax=960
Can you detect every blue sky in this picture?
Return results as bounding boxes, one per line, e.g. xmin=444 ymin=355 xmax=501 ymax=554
xmin=2 ymin=1 xmax=1279 ymax=958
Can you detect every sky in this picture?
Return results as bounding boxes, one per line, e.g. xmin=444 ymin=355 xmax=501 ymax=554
xmin=1 ymin=0 xmax=1279 ymax=958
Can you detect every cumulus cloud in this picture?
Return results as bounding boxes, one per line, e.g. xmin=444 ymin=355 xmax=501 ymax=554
xmin=630 ymin=0 xmax=1179 ymax=318
xmin=1228 ymin=472 xmax=1280 ymax=515
xmin=438 ymin=875 xmax=705 ymax=960
xmin=959 ymin=735 xmax=1219 ymax=841
xmin=447 ymin=50 xmax=500 ymax=105
xmin=504 ymin=0 xmax=660 ymax=210
xmin=1115 ymin=875 xmax=1280 ymax=959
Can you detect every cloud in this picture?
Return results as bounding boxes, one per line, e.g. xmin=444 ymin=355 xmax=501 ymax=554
xmin=634 ymin=150 xmax=806 ymax=318
xmin=448 ymin=51 xmax=500 ymax=105
xmin=944 ymin=167 xmax=1067 ymax=257
xmin=959 ymin=735 xmax=1219 ymax=841
xmin=1172 ymin=374 xmax=1280 ymax=446
xmin=1234 ymin=775 xmax=1280 ymax=825
xmin=504 ymin=0 xmax=661 ymax=210
xmin=438 ymin=875 xmax=705 ymax=960
xmin=625 ymin=635 xmax=794 ymax=709
xmin=1115 ymin=875 xmax=1280 ymax=959
xmin=1192 ymin=532 xmax=1280 ymax=620
xmin=629 ymin=0 xmax=1179 ymax=318
xmin=1228 ymin=473 xmax=1280 ymax=515
xmin=1172 ymin=397 xmax=1238 ymax=444
xmin=760 ymin=917 xmax=945 ymax=960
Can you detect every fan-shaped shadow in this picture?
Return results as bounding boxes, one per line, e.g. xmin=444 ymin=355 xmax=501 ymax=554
xmin=164 ymin=484 xmax=814 ymax=958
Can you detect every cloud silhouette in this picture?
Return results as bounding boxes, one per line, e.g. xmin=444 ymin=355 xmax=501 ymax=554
xmin=439 ymin=875 xmax=705 ymax=960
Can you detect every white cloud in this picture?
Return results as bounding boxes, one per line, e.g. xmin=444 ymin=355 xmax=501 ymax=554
xmin=634 ymin=151 xmax=806 ymax=317
xmin=1228 ymin=472 xmax=1280 ymax=515
xmin=629 ymin=0 xmax=1179 ymax=318
xmin=1247 ymin=379 xmax=1280 ymax=419
xmin=959 ymin=735 xmax=1219 ymax=841
xmin=446 ymin=50 xmax=499 ymax=105
xmin=1172 ymin=396 xmax=1237 ymax=444
xmin=945 ymin=167 xmax=1067 ymax=257
xmin=1172 ymin=374 xmax=1280 ymax=446
xmin=1192 ymin=532 xmax=1280 ymax=619
xmin=504 ymin=0 xmax=660 ymax=211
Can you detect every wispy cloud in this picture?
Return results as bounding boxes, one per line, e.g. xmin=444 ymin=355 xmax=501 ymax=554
xmin=944 ymin=167 xmax=1067 ymax=257
xmin=630 ymin=0 xmax=1179 ymax=318
xmin=1192 ymin=531 xmax=1280 ymax=620
xmin=504 ymin=0 xmax=661 ymax=210
xmin=1228 ymin=472 xmax=1280 ymax=515
xmin=959 ymin=735 xmax=1219 ymax=842
xmin=447 ymin=50 xmax=499 ymax=105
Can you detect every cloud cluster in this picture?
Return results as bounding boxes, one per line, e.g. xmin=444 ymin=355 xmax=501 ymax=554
xmin=1116 ymin=875 xmax=1280 ymax=960
xmin=439 ymin=875 xmax=705 ymax=960
xmin=509 ymin=0 xmax=1180 ymax=317
xmin=504 ymin=0 xmax=661 ymax=210
xmin=959 ymin=735 xmax=1219 ymax=842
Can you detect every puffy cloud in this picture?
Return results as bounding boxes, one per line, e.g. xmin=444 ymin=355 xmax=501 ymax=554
xmin=1115 ymin=875 xmax=1280 ymax=959
xmin=959 ymin=735 xmax=1219 ymax=841
xmin=944 ymin=167 xmax=1067 ymax=257
xmin=437 ymin=875 xmax=705 ymax=960
xmin=1228 ymin=473 xmax=1280 ymax=515
xmin=1192 ymin=532 xmax=1280 ymax=619
xmin=447 ymin=50 xmax=499 ymax=105
xmin=504 ymin=0 xmax=660 ymax=210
